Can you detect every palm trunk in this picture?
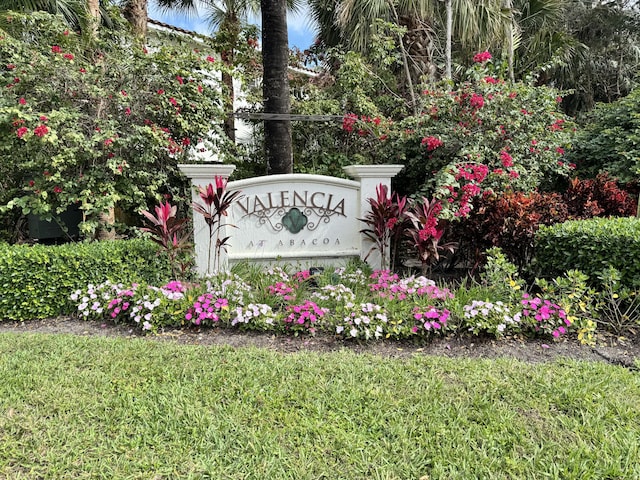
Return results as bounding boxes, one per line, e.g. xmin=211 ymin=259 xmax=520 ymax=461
xmin=86 ymin=0 xmax=100 ymax=36
xmin=261 ymin=0 xmax=292 ymax=174
xmin=445 ymin=0 xmax=452 ymax=80
xmin=123 ymin=0 xmax=148 ymax=40
xmin=222 ymin=59 xmax=236 ymax=143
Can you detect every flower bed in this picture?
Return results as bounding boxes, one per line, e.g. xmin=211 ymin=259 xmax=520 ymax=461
xmin=70 ymin=265 xmax=573 ymax=341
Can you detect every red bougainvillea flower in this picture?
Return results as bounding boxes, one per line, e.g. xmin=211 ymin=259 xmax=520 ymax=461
xmin=342 ymin=113 xmax=358 ymax=132
xmin=16 ymin=127 xmax=28 ymax=138
xmin=63 ymin=53 xmax=74 ymax=60
xmin=28 ymin=180 xmax=35 ymax=187
xmin=124 ymin=107 xmax=131 ymax=116
xmin=182 ymin=138 xmax=190 ymax=146
xmin=176 ymin=75 xmax=184 ymax=85
xmin=7 ymin=64 xmax=15 ymax=70
xmin=470 ymin=93 xmax=484 ymax=109
xmin=18 ymin=97 xmax=26 ymax=105
xmin=79 ymin=68 xmax=86 ymax=73
xmin=556 ymin=147 xmax=565 ymax=155
xmin=484 ymin=76 xmax=497 ymax=84
xmin=421 ymin=136 xmax=443 ymax=152
xmin=53 ymin=186 xmax=62 ymax=194
xmin=169 ymin=97 xmax=178 ymax=106
xmin=33 ymin=124 xmax=49 ymax=137
xmin=39 ymin=115 xmax=48 ymax=122
xmin=157 ymin=89 xmax=164 ymax=95
xmin=473 ymin=50 xmax=492 ymax=63
xmin=206 ymin=56 xmax=215 ymax=62
xmin=500 ymin=150 xmax=514 ymax=168
xmin=104 ymin=138 xmax=114 ymax=146
xmin=51 ymin=45 xmax=62 ymax=53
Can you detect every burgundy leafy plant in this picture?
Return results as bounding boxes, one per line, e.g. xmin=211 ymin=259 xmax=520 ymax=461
xmin=359 ymin=184 xmax=409 ymax=271
xmin=140 ymin=201 xmax=192 ymax=279
xmin=405 ymin=197 xmax=457 ymax=275
xmin=192 ymin=176 xmax=243 ymax=274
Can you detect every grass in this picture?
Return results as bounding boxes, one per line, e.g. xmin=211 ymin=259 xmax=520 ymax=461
xmin=0 ymin=334 xmax=639 ymax=479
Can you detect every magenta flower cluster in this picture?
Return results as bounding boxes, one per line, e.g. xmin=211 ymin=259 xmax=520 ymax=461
xmin=284 ymin=300 xmax=328 ymax=335
xmin=521 ymin=294 xmax=570 ymax=338
xmin=185 ymin=293 xmax=229 ymax=326
xmin=369 ymin=270 xmax=452 ymax=301
xmin=268 ymin=281 xmax=295 ymax=301
xmin=412 ymin=306 xmax=450 ymax=333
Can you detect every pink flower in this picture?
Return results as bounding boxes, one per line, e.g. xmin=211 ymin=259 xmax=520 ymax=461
xmin=104 ymin=138 xmax=113 ymax=146
xmin=509 ymin=170 xmax=519 ymax=179
xmin=500 ymin=150 xmax=513 ymax=168
xmin=18 ymin=97 xmax=26 ymax=105
xmin=124 ymin=107 xmax=131 ymax=116
xmin=51 ymin=45 xmax=62 ymax=54
xmin=33 ymin=124 xmax=48 ymax=137
xmin=16 ymin=127 xmax=28 ymax=138
xmin=206 ymin=56 xmax=215 ymax=62
xmin=473 ymin=50 xmax=492 ymax=63
xmin=63 ymin=53 xmax=74 ymax=60
xmin=53 ymin=186 xmax=62 ymax=194
xmin=421 ymin=136 xmax=443 ymax=152
xmin=470 ymin=93 xmax=484 ymax=109
xmin=6 ymin=64 xmax=15 ymax=70
xmin=556 ymin=147 xmax=565 ymax=155
xmin=484 ymin=76 xmax=497 ymax=84
xmin=79 ymin=68 xmax=86 ymax=73
xmin=39 ymin=115 xmax=48 ymax=122
xmin=176 ymin=75 xmax=184 ymax=85
xmin=157 ymin=89 xmax=165 ymax=95
xmin=169 ymin=97 xmax=178 ymax=106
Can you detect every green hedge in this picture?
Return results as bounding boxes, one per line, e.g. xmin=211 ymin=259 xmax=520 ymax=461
xmin=0 ymin=239 xmax=172 ymax=321
xmin=535 ymin=217 xmax=640 ymax=287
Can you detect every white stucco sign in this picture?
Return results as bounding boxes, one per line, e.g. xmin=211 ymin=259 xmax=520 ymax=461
xmin=178 ymin=164 xmax=403 ymax=273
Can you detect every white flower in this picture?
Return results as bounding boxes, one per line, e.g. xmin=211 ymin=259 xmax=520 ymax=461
xmin=336 ymin=325 xmax=344 ymax=334
xmin=350 ymin=328 xmax=358 ymax=337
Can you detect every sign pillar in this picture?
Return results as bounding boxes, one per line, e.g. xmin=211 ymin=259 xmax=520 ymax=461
xmin=343 ymin=165 xmax=404 ymax=270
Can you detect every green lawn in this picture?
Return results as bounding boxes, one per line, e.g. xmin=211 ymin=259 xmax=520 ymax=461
xmin=0 ymin=334 xmax=638 ymax=479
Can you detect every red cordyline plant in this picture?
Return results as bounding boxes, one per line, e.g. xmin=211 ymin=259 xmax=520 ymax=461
xmin=405 ymin=198 xmax=457 ymax=275
xmin=140 ymin=201 xmax=192 ymax=278
xmin=192 ymin=175 xmax=243 ymax=274
xmin=360 ymin=184 xmax=409 ymax=271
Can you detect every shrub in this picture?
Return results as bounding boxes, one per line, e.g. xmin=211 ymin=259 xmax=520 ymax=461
xmin=535 ymin=217 xmax=640 ymax=287
xmin=454 ymin=191 xmax=569 ymax=269
xmin=564 ymin=174 xmax=637 ymax=218
xmin=568 ymin=87 xmax=640 ymax=182
xmin=0 ymin=239 xmax=171 ymax=321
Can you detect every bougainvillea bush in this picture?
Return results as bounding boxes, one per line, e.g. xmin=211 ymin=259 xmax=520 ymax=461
xmin=341 ymin=52 xmax=575 ymax=216
xmin=0 ymin=11 xmax=228 ymax=238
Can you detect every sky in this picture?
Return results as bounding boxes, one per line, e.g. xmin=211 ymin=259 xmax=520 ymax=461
xmin=147 ymin=2 xmax=318 ymax=50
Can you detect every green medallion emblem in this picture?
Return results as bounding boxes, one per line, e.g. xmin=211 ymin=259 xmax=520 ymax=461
xmin=282 ymin=207 xmax=308 ymax=234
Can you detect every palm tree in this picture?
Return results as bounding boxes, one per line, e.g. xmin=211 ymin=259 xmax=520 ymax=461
xmin=261 ymin=0 xmax=292 ymax=173
xmin=0 ymin=0 xmax=105 ymax=33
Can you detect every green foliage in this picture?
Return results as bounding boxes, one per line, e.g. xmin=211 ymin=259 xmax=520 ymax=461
xmin=569 ymin=88 xmax=640 ymax=182
xmin=480 ymin=247 xmax=525 ymax=303
xmin=535 ymin=270 xmax=599 ymax=345
xmin=0 ymin=11 xmax=228 ymax=239
xmin=535 ymin=217 xmax=640 ymax=288
xmin=0 ymin=239 xmax=171 ymax=321
xmin=596 ymin=266 xmax=640 ymax=335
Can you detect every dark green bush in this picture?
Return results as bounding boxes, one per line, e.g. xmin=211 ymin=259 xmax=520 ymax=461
xmin=535 ymin=217 xmax=640 ymax=287
xmin=0 ymin=239 xmax=172 ymax=321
